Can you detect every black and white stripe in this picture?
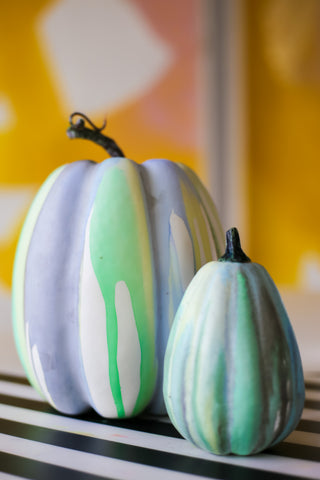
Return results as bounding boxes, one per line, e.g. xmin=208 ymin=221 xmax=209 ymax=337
xmin=1 ymin=373 xmax=319 ymax=479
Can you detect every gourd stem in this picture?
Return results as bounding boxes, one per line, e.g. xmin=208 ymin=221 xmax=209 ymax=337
xmin=66 ymin=112 xmax=125 ymax=158
xmin=218 ymin=227 xmax=251 ymax=263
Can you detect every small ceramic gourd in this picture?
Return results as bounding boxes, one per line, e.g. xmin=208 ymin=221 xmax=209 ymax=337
xmin=163 ymin=227 xmax=305 ymax=455
xmin=12 ymin=113 xmax=224 ymax=418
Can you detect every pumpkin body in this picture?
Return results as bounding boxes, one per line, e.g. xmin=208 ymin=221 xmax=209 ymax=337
xmin=12 ymin=156 xmax=224 ymax=418
xmin=163 ymin=258 xmax=305 ymax=455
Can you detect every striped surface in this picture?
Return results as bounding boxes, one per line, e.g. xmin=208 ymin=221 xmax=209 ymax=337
xmin=12 ymin=158 xmax=224 ymax=418
xmin=0 ymin=371 xmax=319 ymax=479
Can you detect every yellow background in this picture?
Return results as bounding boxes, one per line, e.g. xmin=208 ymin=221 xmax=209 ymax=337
xmin=0 ymin=0 xmax=205 ymax=290
xmin=1 ymin=0 xmax=320 ymax=292
xmin=246 ymin=0 xmax=320 ymax=287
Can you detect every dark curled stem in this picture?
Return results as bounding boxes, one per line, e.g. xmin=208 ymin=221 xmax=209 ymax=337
xmin=67 ymin=112 xmax=125 ymax=158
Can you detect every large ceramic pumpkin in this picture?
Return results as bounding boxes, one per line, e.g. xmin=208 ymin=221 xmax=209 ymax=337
xmin=163 ymin=227 xmax=305 ymax=455
xmin=12 ymin=113 xmax=224 ymax=418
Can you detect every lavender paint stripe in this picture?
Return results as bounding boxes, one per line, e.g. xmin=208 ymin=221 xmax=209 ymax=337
xmin=24 ymin=159 xmax=116 ymax=415
xmin=140 ymin=159 xmax=195 ymax=414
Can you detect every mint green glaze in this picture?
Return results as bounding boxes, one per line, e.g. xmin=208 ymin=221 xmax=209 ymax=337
xmin=89 ymin=160 xmax=156 ymax=417
xmin=231 ymin=272 xmax=263 ymax=455
xmin=205 ymin=351 xmax=228 ymax=453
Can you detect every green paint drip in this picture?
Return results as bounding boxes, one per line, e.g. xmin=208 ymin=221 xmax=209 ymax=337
xmin=206 ymin=352 xmax=229 ymax=454
xmin=89 ymin=161 xmax=156 ymax=417
xmin=230 ymin=272 xmax=263 ymax=455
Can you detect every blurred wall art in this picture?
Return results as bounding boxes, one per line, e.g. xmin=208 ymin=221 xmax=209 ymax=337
xmin=246 ymin=0 xmax=320 ymax=288
xmin=2 ymin=0 xmax=320 ymax=311
xmin=0 ymin=0 xmax=211 ymax=306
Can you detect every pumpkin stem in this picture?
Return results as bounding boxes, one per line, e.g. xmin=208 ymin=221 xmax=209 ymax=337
xmin=67 ymin=112 xmax=125 ymax=158
xmin=218 ymin=227 xmax=251 ymax=263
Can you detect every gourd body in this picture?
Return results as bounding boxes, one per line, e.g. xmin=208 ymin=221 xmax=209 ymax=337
xmin=12 ymin=157 xmax=224 ymax=418
xmin=163 ymin=260 xmax=305 ymax=455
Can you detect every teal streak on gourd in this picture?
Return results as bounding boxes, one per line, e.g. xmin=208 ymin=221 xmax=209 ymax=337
xmin=230 ymin=272 xmax=263 ymax=455
xmin=163 ymin=227 xmax=305 ymax=456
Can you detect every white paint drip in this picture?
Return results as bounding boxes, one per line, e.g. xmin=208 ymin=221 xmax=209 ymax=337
xmin=115 ymin=280 xmax=141 ymax=416
xmin=273 ymin=409 xmax=281 ymax=433
xmin=37 ymin=0 xmax=174 ymax=113
xmin=79 ymin=209 xmax=118 ymax=417
xmin=169 ymin=211 xmax=194 ymax=290
xmin=31 ymin=344 xmax=55 ymax=407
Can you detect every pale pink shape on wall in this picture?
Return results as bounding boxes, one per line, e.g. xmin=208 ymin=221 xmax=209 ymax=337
xmin=36 ymin=0 xmax=174 ymax=114
xmin=124 ymin=0 xmax=206 ymax=150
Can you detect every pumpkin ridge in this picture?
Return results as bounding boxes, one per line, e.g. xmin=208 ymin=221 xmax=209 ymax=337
xmin=77 ymin=158 xmax=129 ymax=417
xmin=163 ymin=264 xmax=209 ymax=442
xmin=78 ymin=206 xmax=118 ymax=417
xmin=12 ymin=164 xmax=66 ymax=397
xmin=224 ymin=266 xmax=238 ymax=454
xmin=187 ymin=286 xmax=212 ymax=451
xmin=178 ymin=181 xmax=206 ymax=272
xmin=238 ymin=266 xmax=272 ymax=453
xmin=89 ymin=159 xmax=156 ymax=417
xmin=177 ymin=163 xmax=225 ymax=257
xmin=207 ymin=270 xmax=231 ymax=454
xmin=165 ymin=312 xmax=192 ymax=441
xmin=230 ymin=269 xmax=264 ymax=454
xmin=260 ymin=281 xmax=294 ymax=447
xmin=139 ymin=159 xmax=224 ymax=415
xmin=23 ymin=160 xmax=102 ymax=414
xmin=257 ymin=266 xmax=305 ymax=445
xmin=136 ymin=159 xmax=172 ymax=415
